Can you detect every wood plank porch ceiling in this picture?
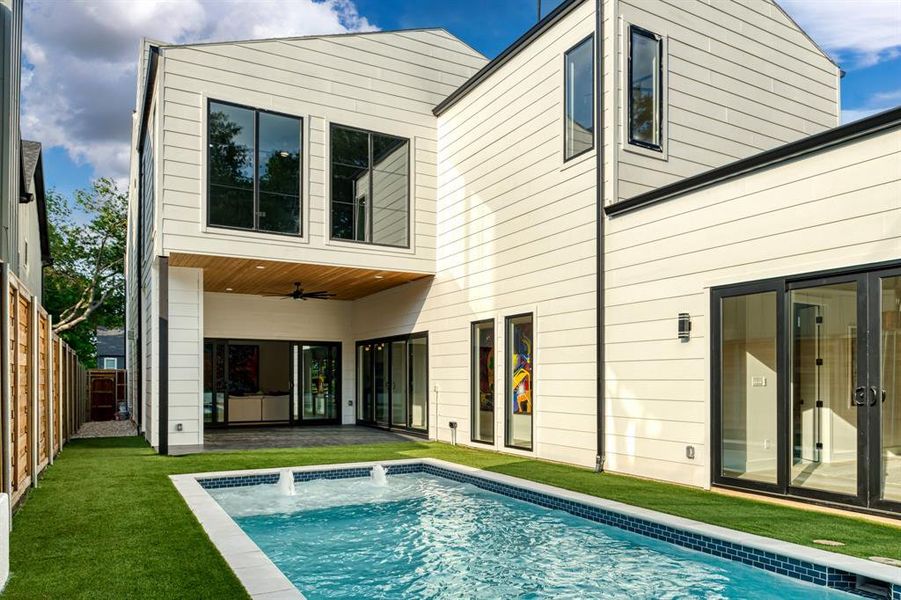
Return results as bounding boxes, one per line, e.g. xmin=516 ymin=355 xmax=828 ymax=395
xmin=168 ymin=253 xmax=431 ymax=301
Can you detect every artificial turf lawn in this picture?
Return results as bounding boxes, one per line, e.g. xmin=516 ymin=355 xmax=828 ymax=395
xmin=4 ymin=436 xmax=900 ymax=599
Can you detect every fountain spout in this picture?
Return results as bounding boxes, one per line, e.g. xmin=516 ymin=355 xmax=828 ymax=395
xmin=370 ymin=464 xmax=388 ymax=487
xmin=277 ymin=469 xmax=296 ymax=496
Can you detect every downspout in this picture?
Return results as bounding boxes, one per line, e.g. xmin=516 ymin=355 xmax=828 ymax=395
xmin=594 ymin=0 xmax=606 ymax=473
xmin=158 ymin=255 xmax=168 ymax=455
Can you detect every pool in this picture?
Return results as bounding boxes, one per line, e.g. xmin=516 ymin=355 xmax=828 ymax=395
xmin=173 ymin=460 xmax=901 ymax=599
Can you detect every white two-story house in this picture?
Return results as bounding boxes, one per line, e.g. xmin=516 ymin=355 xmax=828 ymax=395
xmin=127 ymin=0 xmax=901 ymax=516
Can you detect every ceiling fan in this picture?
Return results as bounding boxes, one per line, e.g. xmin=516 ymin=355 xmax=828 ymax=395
xmin=260 ymin=282 xmax=336 ymax=301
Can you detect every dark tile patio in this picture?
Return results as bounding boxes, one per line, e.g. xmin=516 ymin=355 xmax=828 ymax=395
xmin=201 ymin=425 xmax=422 ymax=452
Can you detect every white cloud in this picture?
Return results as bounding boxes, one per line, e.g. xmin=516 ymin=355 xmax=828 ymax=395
xmin=21 ymin=0 xmax=377 ymax=183
xmin=779 ymin=0 xmax=901 ymax=68
xmin=840 ymin=87 xmax=901 ymax=123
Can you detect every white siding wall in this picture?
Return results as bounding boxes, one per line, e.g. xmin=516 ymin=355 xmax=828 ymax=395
xmin=354 ymin=1 xmax=600 ymax=467
xmin=204 ymin=292 xmax=356 ymax=424
xmin=168 ymin=266 xmax=203 ymax=445
xmin=612 ymin=0 xmax=840 ymax=202
xmin=156 ymin=30 xmax=486 ymax=274
xmin=16 ymin=199 xmax=41 ymax=299
xmin=603 ymin=126 xmax=901 ymax=487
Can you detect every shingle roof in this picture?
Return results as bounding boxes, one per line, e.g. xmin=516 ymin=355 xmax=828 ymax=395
xmin=96 ymin=327 xmax=126 ymax=357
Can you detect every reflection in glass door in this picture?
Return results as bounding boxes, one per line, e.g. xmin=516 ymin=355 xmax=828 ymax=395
xmin=374 ymin=342 xmax=390 ymax=426
xmin=878 ymin=275 xmax=901 ymax=505
xmin=409 ymin=336 xmax=428 ymax=431
xmin=789 ymin=281 xmax=861 ymax=497
xmin=357 ymin=344 xmax=373 ymax=422
xmin=300 ymin=344 xmax=339 ymax=421
xmin=391 ymin=340 xmax=408 ymax=427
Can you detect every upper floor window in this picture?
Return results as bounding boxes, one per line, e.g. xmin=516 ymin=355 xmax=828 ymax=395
xmin=207 ymin=101 xmax=302 ymax=235
xmin=330 ymin=124 xmax=409 ymax=248
xmin=564 ymin=35 xmax=595 ymax=161
xmin=628 ymin=26 xmax=663 ymax=151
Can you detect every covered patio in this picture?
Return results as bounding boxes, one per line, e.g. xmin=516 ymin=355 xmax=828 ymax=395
xmin=201 ymin=424 xmax=420 ymax=452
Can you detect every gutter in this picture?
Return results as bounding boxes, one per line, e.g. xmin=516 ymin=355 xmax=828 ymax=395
xmin=594 ymin=0 xmax=605 ymax=473
xmin=606 ymin=105 xmax=901 ymax=217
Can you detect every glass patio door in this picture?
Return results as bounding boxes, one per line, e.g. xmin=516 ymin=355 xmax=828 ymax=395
xmin=356 ymin=333 xmax=428 ymax=432
xmin=870 ymin=271 xmax=901 ymax=511
xmin=714 ymin=266 xmax=901 ymax=513
xmin=787 ymin=277 xmax=866 ymax=502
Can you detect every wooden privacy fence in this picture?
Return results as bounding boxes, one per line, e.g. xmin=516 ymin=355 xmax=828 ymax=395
xmin=2 ymin=265 xmax=87 ymax=507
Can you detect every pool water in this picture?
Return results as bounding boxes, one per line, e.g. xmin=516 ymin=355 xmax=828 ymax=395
xmin=209 ymin=473 xmax=854 ymax=599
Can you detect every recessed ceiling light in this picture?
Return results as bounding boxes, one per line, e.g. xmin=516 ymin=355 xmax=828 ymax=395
xmin=225 ymin=287 xmax=233 ymax=292
xmin=374 ymin=275 xmax=384 ymax=279
xmin=255 ymin=265 xmax=265 ymax=270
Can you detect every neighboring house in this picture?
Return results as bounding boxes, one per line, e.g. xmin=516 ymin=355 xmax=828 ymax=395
xmin=126 ymin=0 xmax=900 ymax=516
xmin=95 ymin=327 xmax=126 ymax=369
xmin=18 ymin=140 xmax=51 ymax=298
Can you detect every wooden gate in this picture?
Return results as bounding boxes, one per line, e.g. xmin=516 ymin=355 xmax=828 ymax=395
xmin=88 ymin=370 xmax=125 ymax=421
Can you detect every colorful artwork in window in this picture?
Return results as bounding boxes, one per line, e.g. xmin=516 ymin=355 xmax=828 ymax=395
xmin=510 ymin=318 xmax=533 ymax=415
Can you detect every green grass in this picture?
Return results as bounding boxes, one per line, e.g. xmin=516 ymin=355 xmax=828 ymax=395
xmin=5 ymin=437 xmax=899 ymax=599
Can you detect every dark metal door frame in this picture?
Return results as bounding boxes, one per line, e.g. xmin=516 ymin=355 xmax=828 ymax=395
xmin=711 ymin=260 xmax=901 ymax=516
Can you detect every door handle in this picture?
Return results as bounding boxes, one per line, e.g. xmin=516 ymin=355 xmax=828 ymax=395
xmin=869 ymin=387 xmax=886 ymax=406
xmin=853 ymin=386 xmax=866 ymax=406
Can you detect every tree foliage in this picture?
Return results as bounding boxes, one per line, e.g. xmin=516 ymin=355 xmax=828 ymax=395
xmin=43 ymin=178 xmax=126 ymax=363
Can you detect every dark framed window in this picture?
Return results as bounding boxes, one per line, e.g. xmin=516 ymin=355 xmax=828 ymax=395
xmin=207 ymin=100 xmax=302 ymax=235
xmin=628 ymin=25 xmax=664 ymax=151
xmin=330 ymin=124 xmax=409 ymax=248
xmin=471 ymin=319 xmax=495 ymax=444
xmin=564 ymin=35 xmax=595 ymax=161
xmin=505 ymin=313 xmax=534 ymax=450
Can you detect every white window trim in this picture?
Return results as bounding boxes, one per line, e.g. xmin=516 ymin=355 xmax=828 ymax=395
xmin=621 ymin=19 xmax=669 ymax=161
xmin=198 ymin=92 xmax=311 ymax=246
xmin=562 ymin=33 xmax=597 ymax=165
xmin=322 ymin=117 xmax=418 ymax=256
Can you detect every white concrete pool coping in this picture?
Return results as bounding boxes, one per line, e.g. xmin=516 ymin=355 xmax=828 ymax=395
xmin=171 ymin=458 xmax=901 ymax=599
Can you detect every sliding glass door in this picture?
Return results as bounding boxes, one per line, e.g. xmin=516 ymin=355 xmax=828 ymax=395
xmin=203 ymin=339 xmax=341 ymax=427
xmin=356 ymin=333 xmax=428 ymax=433
xmin=713 ymin=265 xmax=901 ymax=513
xmin=298 ymin=344 xmax=340 ymax=422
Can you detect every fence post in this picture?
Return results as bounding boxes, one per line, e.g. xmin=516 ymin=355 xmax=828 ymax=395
xmin=30 ymin=300 xmax=38 ymax=488
xmin=47 ymin=317 xmax=54 ymax=465
xmin=0 ymin=263 xmax=11 ymax=503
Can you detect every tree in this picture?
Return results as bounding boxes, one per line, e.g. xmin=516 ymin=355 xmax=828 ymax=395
xmin=43 ymin=178 xmax=126 ymax=363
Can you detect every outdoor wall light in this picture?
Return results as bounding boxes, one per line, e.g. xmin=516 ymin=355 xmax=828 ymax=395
xmin=176 ymin=423 xmax=183 ymax=432
xmin=678 ymin=313 xmax=691 ymax=342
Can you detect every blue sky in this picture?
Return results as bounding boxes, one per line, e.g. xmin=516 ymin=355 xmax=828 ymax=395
xmin=19 ymin=0 xmax=901 ymax=200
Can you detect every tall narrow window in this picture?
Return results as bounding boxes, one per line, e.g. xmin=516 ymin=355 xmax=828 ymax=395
xmin=628 ymin=26 xmax=663 ymax=151
xmin=471 ymin=320 xmax=495 ymax=444
xmin=207 ymin=101 xmax=302 ymax=234
xmin=564 ymin=36 xmax=594 ymax=160
xmin=330 ymin=124 xmax=409 ymax=247
xmin=506 ymin=314 xmax=533 ymax=450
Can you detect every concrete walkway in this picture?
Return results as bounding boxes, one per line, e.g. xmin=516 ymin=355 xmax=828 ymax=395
xmin=73 ymin=420 xmax=138 ymax=439
xmin=203 ymin=425 xmax=421 ymax=452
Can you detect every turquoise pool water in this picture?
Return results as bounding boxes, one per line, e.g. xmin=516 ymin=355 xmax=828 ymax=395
xmin=209 ymin=472 xmax=854 ymax=599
